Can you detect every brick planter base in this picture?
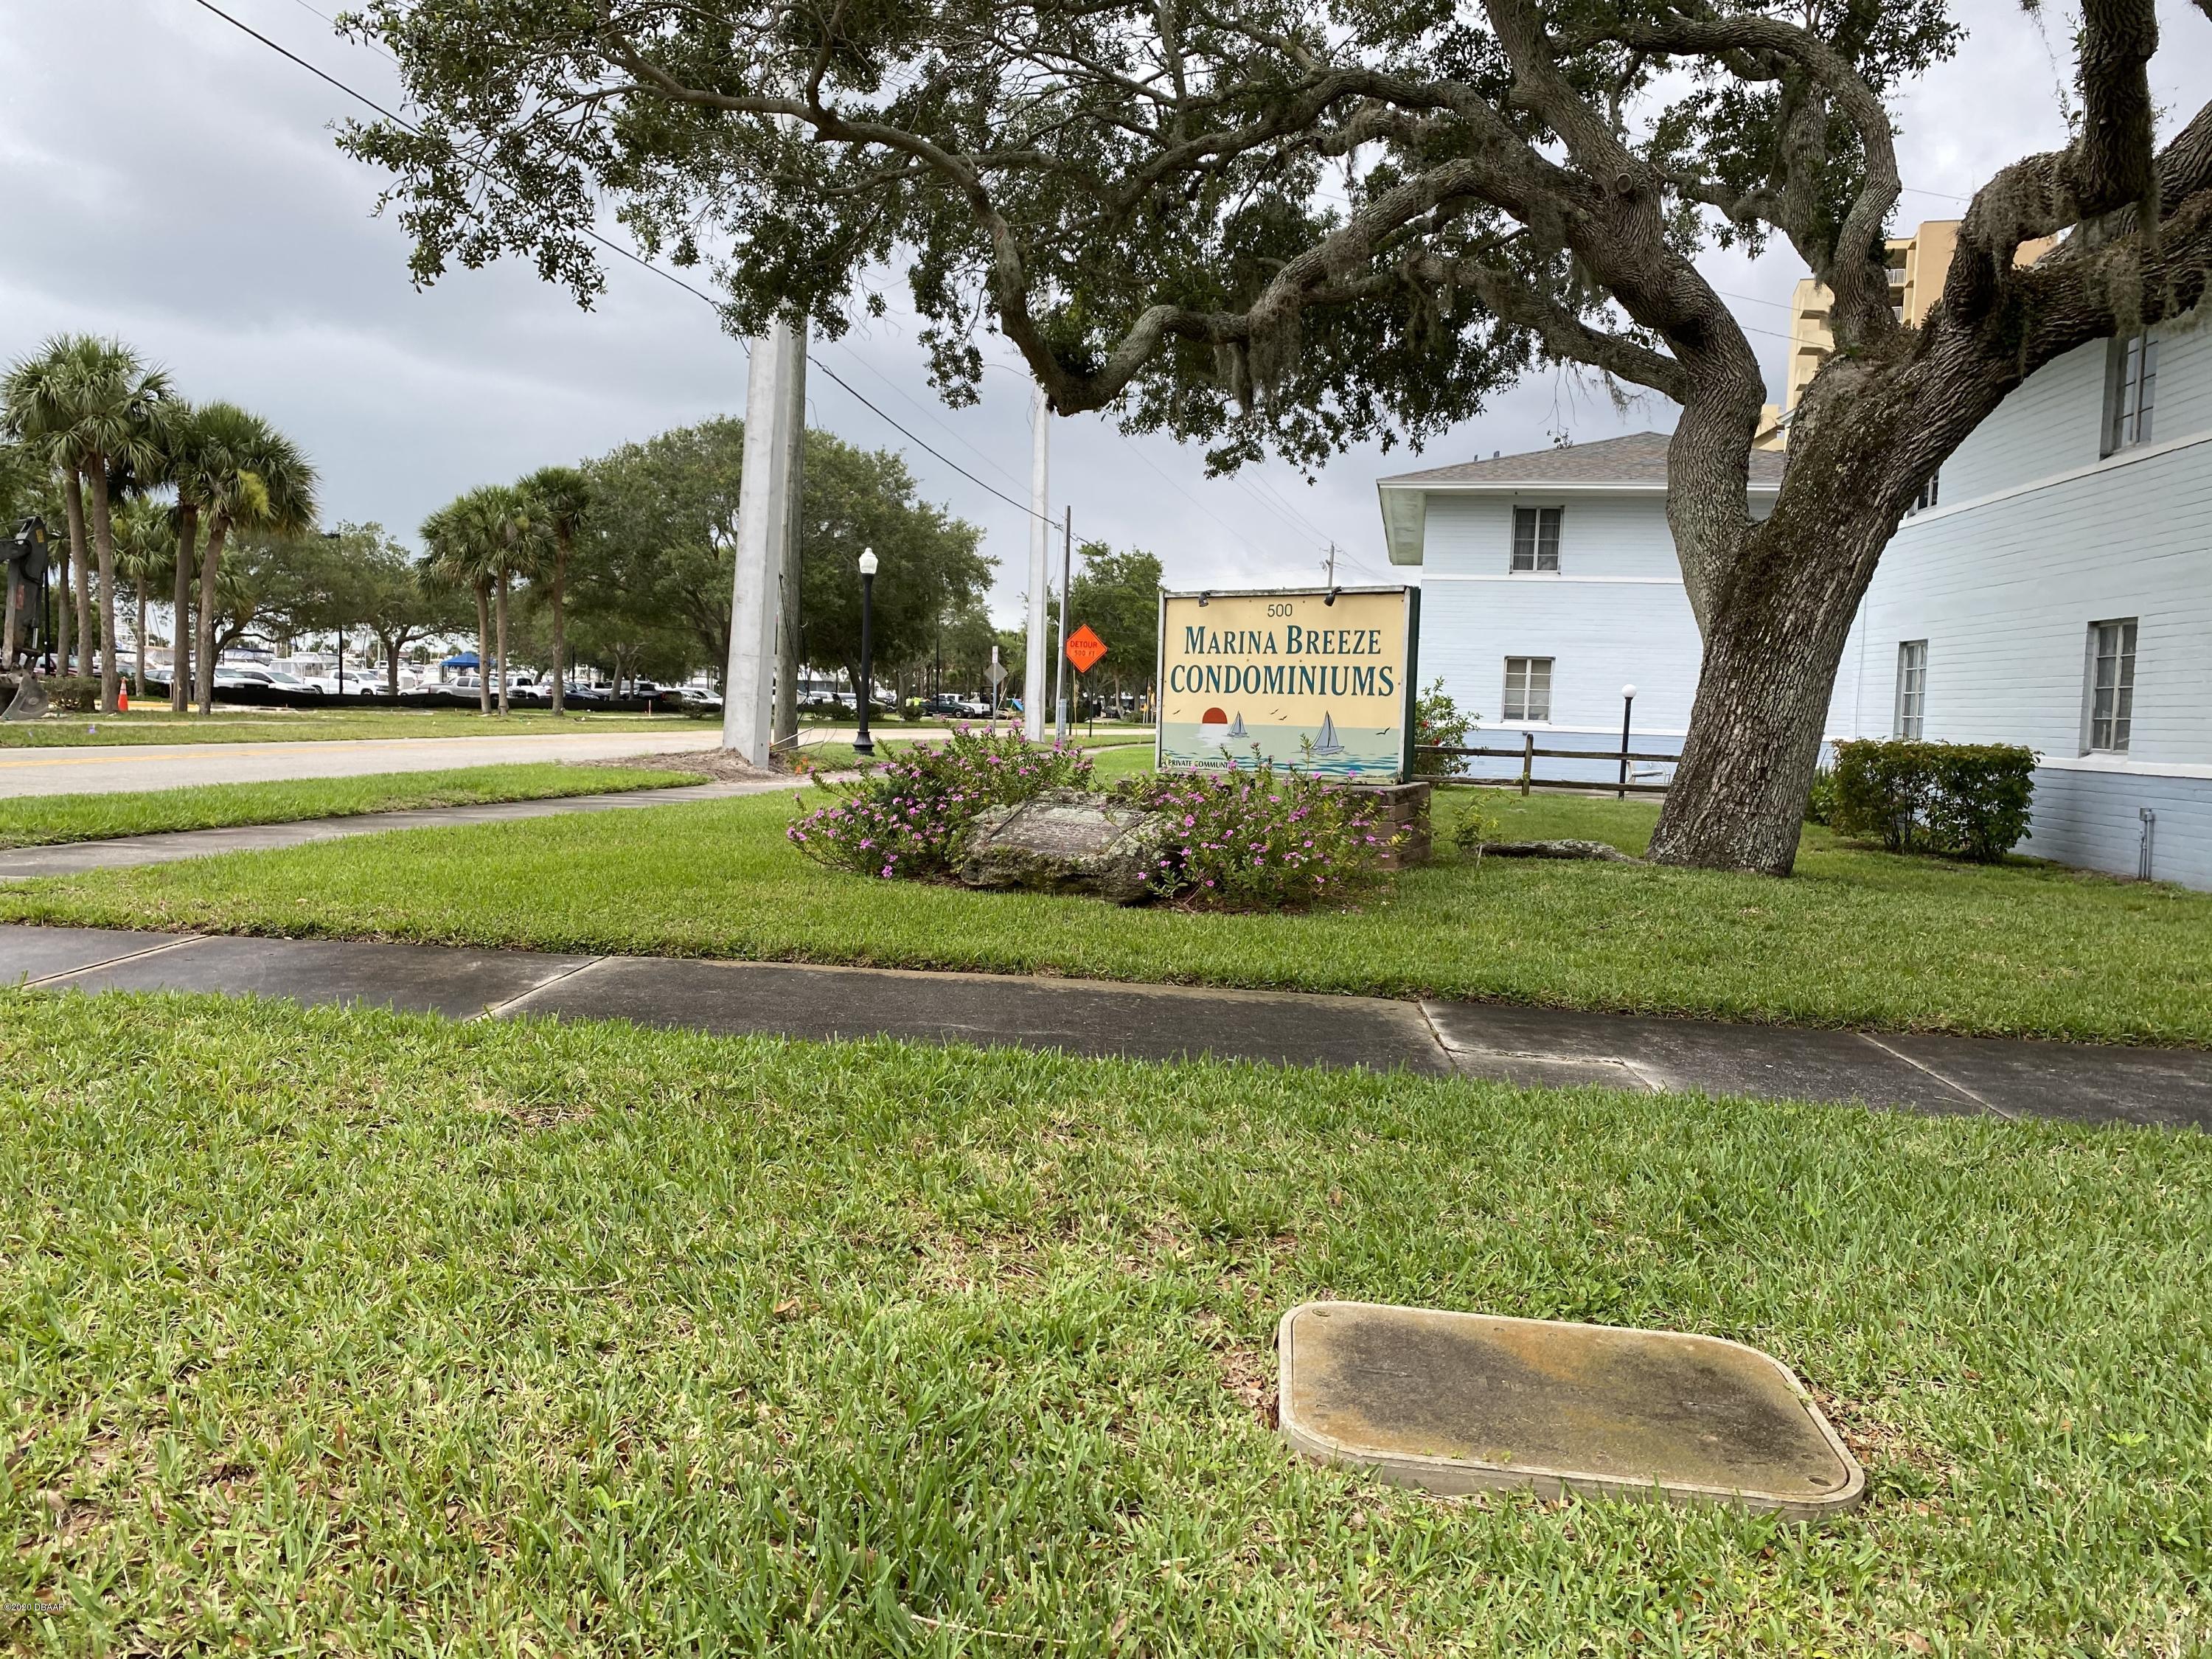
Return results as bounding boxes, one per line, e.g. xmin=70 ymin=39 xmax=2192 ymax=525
xmin=1335 ymin=779 xmax=1433 ymax=867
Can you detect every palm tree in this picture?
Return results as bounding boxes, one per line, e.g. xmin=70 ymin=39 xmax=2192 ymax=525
xmin=421 ymin=495 xmax=500 ymax=715
xmin=187 ymin=407 xmax=316 ymax=714
xmin=113 ymin=496 xmax=175 ymax=700
xmin=519 ymin=465 xmax=589 ymax=715
xmin=484 ymin=486 xmax=541 ymax=717
xmin=4 ymin=347 xmax=82 ymax=677
xmin=153 ymin=401 xmax=228 ymax=711
xmin=1 ymin=336 xmax=175 ymax=712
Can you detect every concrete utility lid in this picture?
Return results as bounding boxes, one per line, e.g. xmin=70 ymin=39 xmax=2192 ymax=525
xmin=1277 ymin=1301 xmax=1864 ymax=1520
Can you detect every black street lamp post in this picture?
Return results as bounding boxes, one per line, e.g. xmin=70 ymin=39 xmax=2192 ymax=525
xmin=855 ymin=546 xmax=878 ymax=757
xmin=1617 ymin=684 xmax=1637 ymax=800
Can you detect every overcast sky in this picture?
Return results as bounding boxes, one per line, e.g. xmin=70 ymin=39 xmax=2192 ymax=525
xmin=2 ymin=0 xmax=2205 ymax=622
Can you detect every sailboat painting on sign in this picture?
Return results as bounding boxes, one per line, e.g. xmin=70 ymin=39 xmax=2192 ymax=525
xmin=1312 ymin=712 xmax=1346 ymax=756
xmin=1228 ymin=712 xmax=1248 ymax=740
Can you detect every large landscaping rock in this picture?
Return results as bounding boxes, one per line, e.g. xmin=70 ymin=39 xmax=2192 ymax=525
xmin=1481 ymin=838 xmax=1643 ymax=863
xmin=959 ymin=790 xmax=1172 ymax=903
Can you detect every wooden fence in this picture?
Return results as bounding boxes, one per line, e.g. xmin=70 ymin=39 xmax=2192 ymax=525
xmin=1416 ymin=734 xmax=1679 ymax=798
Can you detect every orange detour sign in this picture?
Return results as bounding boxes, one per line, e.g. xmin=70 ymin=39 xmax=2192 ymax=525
xmin=1065 ymin=624 xmax=1107 ymax=674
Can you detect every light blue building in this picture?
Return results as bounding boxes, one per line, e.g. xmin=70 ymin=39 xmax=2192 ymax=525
xmin=1380 ymin=306 xmax=2212 ymax=886
xmin=1376 ymin=432 xmax=1782 ymax=787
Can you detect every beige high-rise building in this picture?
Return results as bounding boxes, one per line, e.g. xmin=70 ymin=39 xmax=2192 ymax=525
xmin=1784 ymin=220 xmax=1962 ymax=411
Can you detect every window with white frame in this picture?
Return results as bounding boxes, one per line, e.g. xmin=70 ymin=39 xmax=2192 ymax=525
xmin=1502 ymin=656 xmax=1554 ymax=722
xmin=1510 ymin=507 xmax=1562 ymax=572
xmin=1894 ymin=641 xmax=1927 ymax=737
xmin=2106 ymin=333 xmax=2158 ymax=454
xmin=2084 ymin=619 xmax=2138 ymax=753
xmin=1907 ymin=471 xmax=1940 ymax=515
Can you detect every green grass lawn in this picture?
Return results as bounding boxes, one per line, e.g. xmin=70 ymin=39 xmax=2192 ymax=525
xmin=7 ymin=787 xmax=2208 ymax=1043
xmin=0 ymin=764 xmax=701 ymax=848
xmin=4 ymin=994 xmax=2205 ymax=1654
xmin=0 ymin=707 xmax=712 ymax=747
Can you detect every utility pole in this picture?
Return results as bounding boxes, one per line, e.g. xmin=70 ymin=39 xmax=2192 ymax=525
xmin=1024 ymin=386 xmax=1049 ymax=742
xmin=771 ymin=332 xmax=807 ymax=751
xmin=723 ymin=316 xmax=805 ymax=766
xmin=1324 ymin=543 xmax=1337 ymax=586
xmin=1054 ymin=506 xmax=1072 ymax=740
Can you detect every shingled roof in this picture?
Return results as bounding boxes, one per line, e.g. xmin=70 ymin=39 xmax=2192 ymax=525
xmin=1377 ymin=431 xmax=1787 ymax=490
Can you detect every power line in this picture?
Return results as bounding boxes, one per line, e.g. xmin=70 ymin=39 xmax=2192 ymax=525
xmin=189 ymin=0 xmax=734 ymax=316
xmin=188 ymin=0 xmax=1062 ymax=526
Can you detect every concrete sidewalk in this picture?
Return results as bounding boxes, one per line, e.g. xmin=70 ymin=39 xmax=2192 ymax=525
xmin=5 ymin=923 xmax=2204 ymax=1130
xmin=0 ymin=779 xmax=787 ymax=880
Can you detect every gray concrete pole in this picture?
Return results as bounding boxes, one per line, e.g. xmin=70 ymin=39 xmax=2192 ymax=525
xmin=722 ymin=318 xmax=804 ymax=765
xmin=1023 ymin=386 xmax=1049 ymax=742
xmin=772 ymin=333 xmax=807 ymax=749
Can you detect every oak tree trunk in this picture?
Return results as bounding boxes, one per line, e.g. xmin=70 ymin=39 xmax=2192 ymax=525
xmin=1649 ymin=473 xmax=1897 ymax=874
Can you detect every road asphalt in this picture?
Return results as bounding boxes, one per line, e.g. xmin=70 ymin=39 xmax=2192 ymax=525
xmin=0 ymin=722 xmax=1105 ymax=797
xmin=0 ymin=728 xmax=727 ymax=798
xmin=5 ymin=923 xmax=2203 ymax=1130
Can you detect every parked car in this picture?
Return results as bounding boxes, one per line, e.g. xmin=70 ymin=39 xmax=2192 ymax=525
xmin=215 ymin=665 xmax=323 ymax=695
xmin=300 ymin=669 xmax=383 ymax=696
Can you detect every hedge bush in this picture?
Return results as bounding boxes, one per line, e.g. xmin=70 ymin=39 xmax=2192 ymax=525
xmin=1829 ymin=739 xmax=2037 ymax=860
xmin=14 ymin=675 xmax=101 ymax=713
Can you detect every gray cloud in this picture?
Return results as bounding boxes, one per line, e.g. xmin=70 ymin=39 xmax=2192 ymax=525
xmin=3 ymin=0 xmax=2204 ymax=620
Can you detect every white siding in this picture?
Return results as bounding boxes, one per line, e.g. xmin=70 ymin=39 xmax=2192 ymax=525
xmin=1939 ymin=340 xmax=2107 ymax=499
xmin=2022 ymin=765 xmax=2212 ymax=888
xmin=1937 ymin=319 xmax=2212 ymax=503
xmin=1416 ymin=493 xmax=1704 ymax=740
xmin=1848 ymin=435 xmax=2212 ymax=764
xmin=1839 ymin=305 xmax=2212 ymax=886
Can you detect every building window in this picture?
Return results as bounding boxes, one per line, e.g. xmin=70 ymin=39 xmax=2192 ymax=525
xmin=2106 ymin=333 xmax=2158 ymax=454
xmin=1894 ymin=641 xmax=1927 ymax=738
xmin=2084 ymin=619 xmax=2138 ymax=753
xmin=1503 ymin=656 xmax=1553 ymax=722
xmin=1907 ymin=471 xmax=1940 ymax=515
xmin=1510 ymin=507 xmax=1561 ymax=572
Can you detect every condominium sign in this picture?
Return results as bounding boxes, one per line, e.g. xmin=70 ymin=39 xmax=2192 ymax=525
xmin=1155 ymin=586 xmax=1420 ymax=779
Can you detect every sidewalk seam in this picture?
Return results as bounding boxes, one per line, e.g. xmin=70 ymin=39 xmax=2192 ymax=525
xmin=18 ymin=933 xmax=206 ymax=987
xmin=1856 ymin=1032 xmax=2014 ymax=1120
xmin=476 ymin=956 xmax=611 ymax=1021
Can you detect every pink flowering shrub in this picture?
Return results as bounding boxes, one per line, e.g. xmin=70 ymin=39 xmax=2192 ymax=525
xmin=1112 ymin=765 xmax=1396 ymax=909
xmin=787 ymin=726 xmax=1093 ymax=880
